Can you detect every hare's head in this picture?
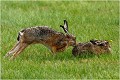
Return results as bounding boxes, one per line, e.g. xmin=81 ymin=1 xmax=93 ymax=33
xmin=60 ymin=20 xmax=76 ymax=47
xmin=90 ymin=39 xmax=111 ymax=53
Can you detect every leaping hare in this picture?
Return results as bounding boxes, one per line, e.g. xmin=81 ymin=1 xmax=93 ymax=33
xmin=72 ymin=39 xmax=111 ymax=57
xmin=4 ymin=20 xmax=76 ymax=60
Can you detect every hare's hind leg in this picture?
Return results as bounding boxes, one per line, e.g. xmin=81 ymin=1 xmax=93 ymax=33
xmin=4 ymin=41 xmax=20 ymax=58
xmin=9 ymin=43 xmax=28 ymax=60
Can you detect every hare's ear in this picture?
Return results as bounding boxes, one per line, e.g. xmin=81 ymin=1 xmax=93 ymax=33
xmin=98 ymin=43 xmax=105 ymax=46
xmin=64 ymin=20 xmax=68 ymax=31
xmin=60 ymin=25 xmax=67 ymax=33
xmin=90 ymin=39 xmax=98 ymax=45
xmin=98 ymin=41 xmax=109 ymax=46
xmin=60 ymin=20 xmax=69 ymax=34
xmin=99 ymin=41 xmax=109 ymax=46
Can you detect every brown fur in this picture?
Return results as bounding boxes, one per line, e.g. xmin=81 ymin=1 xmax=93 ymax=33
xmin=4 ymin=26 xmax=76 ymax=60
xmin=72 ymin=40 xmax=111 ymax=57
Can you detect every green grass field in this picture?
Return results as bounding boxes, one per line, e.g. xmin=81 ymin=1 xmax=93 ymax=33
xmin=1 ymin=1 xmax=119 ymax=79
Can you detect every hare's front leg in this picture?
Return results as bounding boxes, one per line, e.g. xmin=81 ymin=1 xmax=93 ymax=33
xmin=51 ymin=41 xmax=68 ymax=53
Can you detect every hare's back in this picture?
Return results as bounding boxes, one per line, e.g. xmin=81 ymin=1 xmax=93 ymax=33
xmin=22 ymin=26 xmax=60 ymax=37
xmin=19 ymin=26 xmax=63 ymax=43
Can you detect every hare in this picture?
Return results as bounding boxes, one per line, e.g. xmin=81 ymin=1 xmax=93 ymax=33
xmin=4 ymin=20 xmax=76 ymax=60
xmin=72 ymin=39 xmax=111 ymax=57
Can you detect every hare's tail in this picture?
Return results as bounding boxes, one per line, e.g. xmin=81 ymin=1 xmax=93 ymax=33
xmin=17 ymin=33 xmax=20 ymax=41
xmin=17 ymin=29 xmax=25 ymax=41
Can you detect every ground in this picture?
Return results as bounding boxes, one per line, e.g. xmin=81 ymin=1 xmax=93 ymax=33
xmin=1 ymin=1 xmax=119 ymax=79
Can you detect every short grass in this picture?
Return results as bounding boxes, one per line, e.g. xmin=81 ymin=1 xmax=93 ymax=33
xmin=1 ymin=1 xmax=119 ymax=79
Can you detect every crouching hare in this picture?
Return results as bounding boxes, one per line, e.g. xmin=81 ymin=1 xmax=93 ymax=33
xmin=72 ymin=39 xmax=111 ymax=57
xmin=4 ymin=20 xmax=76 ymax=60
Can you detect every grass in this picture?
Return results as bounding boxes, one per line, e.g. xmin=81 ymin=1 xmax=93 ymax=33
xmin=1 ymin=1 xmax=119 ymax=79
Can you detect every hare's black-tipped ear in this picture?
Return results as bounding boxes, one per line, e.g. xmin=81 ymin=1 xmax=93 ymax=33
xmin=64 ymin=20 xmax=68 ymax=31
xmin=90 ymin=39 xmax=97 ymax=45
xmin=98 ymin=43 xmax=105 ymax=46
xmin=60 ymin=25 xmax=67 ymax=33
xmin=60 ymin=25 xmax=64 ymax=28
xmin=60 ymin=20 xmax=69 ymax=34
